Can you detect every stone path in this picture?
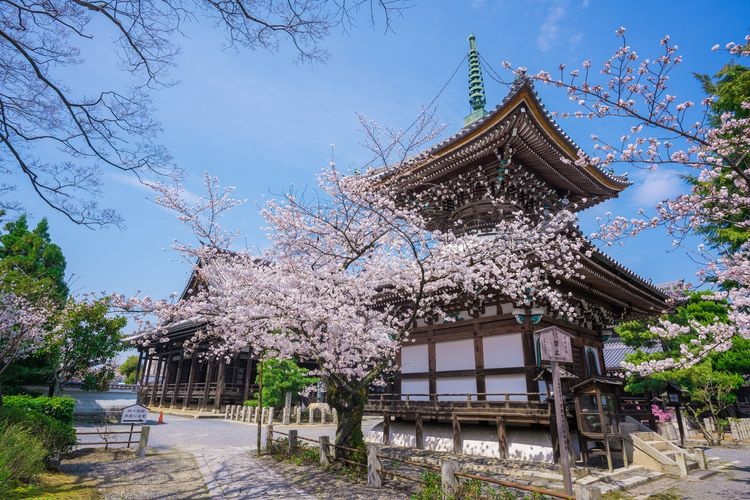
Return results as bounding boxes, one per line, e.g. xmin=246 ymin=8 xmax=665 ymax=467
xmin=192 ymin=447 xmax=315 ymax=498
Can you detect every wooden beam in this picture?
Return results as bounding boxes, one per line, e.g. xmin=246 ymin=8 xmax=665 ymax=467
xmin=242 ymin=356 xmax=254 ymax=402
xmin=200 ymin=359 xmax=214 ymax=411
xmin=183 ymin=353 xmax=198 ymax=410
xmin=383 ymin=413 xmax=390 ymax=445
xmin=159 ymin=351 xmax=174 ymax=407
xmin=170 ymin=351 xmax=184 ymax=408
xmin=149 ymin=355 xmax=163 ymax=406
xmin=428 ymin=340 xmax=437 ymax=400
xmin=213 ymin=361 xmax=226 ymax=411
xmin=474 ymin=330 xmax=486 ymax=401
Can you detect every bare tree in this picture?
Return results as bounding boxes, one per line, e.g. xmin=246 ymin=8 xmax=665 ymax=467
xmin=0 ymin=0 xmax=406 ymax=227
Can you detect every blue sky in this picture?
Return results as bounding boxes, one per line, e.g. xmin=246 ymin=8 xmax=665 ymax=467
xmin=10 ymin=0 xmax=750 ymax=350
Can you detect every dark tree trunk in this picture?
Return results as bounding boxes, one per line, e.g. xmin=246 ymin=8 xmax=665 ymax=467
xmin=327 ymin=381 xmax=367 ymax=460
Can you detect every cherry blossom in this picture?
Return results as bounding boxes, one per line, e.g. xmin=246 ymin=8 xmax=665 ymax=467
xmin=0 ymin=291 xmax=50 ymax=380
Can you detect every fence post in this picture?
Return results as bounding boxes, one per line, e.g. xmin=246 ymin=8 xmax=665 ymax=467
xmin=574 ymin=484 xmax=602 ymax=500
xmin=288 ymin=429 xmax=298 ymax=455
xmin=282 ymin=407 xmax=290 ymax=425
xmin=137 ymin=426 xmax=150 ymax=458
xmin=675 ymin=452 xmax=688 ymax=477
xmin=441 ymin=460 xmax=459 ymax=498
xmin=320 ymin=435 xmax=331 ymax=466
xmin=332 ymin=408 xmax=338 ymax=425
xmin=321 ymin=409 xmax=327 ymax=424
xmin=367 ymin=445 xmax=383 ymax=488
xmin=309 ymin=408 xmax=315 ymax=424
xmin=261 ymin=407 xmax=268 ymax=424
xmin=694 ymin=448 xmax=708 ymax=470
xmin=224 ymin=405 xmax=230 ymax=419
xmin=296 ymin=406 xmax=302 ymax=425
xmin=254 ymin=406 xmax=260 ymax=423
xmin=262 ymin=424 xmax=272 ymax=450
xmin=268 ymin=407 xmax=275 ymax=425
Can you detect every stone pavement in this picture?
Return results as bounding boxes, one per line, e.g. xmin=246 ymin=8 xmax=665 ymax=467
xmin=192 ymin=447 xmax=315 ymax=498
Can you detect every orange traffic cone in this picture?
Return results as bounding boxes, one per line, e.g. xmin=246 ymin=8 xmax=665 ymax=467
xmin=157 ymin=411 xmax=164 ymax=424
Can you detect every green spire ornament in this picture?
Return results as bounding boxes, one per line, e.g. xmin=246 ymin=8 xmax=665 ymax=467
xmin=464 ymin=33 xmax=489 ymax=127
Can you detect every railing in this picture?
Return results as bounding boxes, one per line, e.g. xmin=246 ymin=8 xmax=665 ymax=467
xmin=141 ymin=382 xmax=258 ymax=402
xmin=75 ymin=424 xmax=151 ymax=457
xmin=368 ymin=392 xmax=546 ymax=402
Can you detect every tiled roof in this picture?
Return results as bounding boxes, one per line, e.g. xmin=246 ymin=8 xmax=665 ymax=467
xmin=603 ymin=337 xmax=662 ymax=371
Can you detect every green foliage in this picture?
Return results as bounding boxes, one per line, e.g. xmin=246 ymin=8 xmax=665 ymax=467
xmin=242 ymin=399 xmax=259 ymax=407
xmin=50 ymin=297 xmax=126 ymax=393
xmin=2 ymin=395 xmax=75 ymax=424
xmin=0 ymin=424 xmax=46 ymax=492
xmin=0 ymin=214 xmax=68 ymax=305
xmin=0 ymin=406 xmax=77 ymax=459
xmin=411 ymin=471 xmax=444 ymax=500
xmin=255 ymin=358 xmax=317 ymax=408
xmin=81 ymin=364 xmax=116 ymax=392
xmin=118 ymin=355 xmax=139 ymax=385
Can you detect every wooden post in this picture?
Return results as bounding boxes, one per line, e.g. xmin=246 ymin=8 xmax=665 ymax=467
xmin=200 ymin=359 xmax=214 ymax=411
xmin=675 ymin=405 xmax=686 ymax=447
xmin=332 ymin=408 xmax=338 ymax=425
xmin=170 ymin=351 xmax=184 ymax=408
xmin=282 ymin=407 xmax=290 ymax=425
xmin=159 ymin=351 xmax=174 ymax=407
xmin=415 ymin=413 xmax=424 ymax=449
xmin=367 ymin=445 xmax=383 ymax=488
xmin=183 ymin=353 xmax=197 ymax=410
xmin=243 ymin=356 xmax=254 ymax=402
xmin=320 ymin=436 xmax=331 ymax=466
xmin=309 ymin=407 xmax=315 ymax=424
xmin=452 ymin=413 xmax=462 ymax=454
xmin=254 ymin=405 xmax=260 ymax=423
xmin=295 ymin=406 xmax=302 ymax=424
xmin=383 ymin=413 xmax=390 ymax=445
xmin=441 ymin=460 xmax=459 ymax=498
xmin=262 ymin=425 xmax=272 ymax=450
xmin=552 ymin=360 xmax=573 ymax=496
xmin=496 ymin=416 xmax=508 ymax=459
xmin=149 ymin=355 xmax=163 ymax=405
xmin=213 ymin=361 xmax=226 ymax=412
xmin=288 ymin=429 xmax=298 ymax=456
xmin=224 ymin=405 xmax=230 ymax=419
xmin=127 ymin=423 xmax=135 ymax=449
xmin=137 ymin=426 xmax=150 ymax=458
xmin=133 ymin=352 xmax=144 ymax=391
xmin=268 ymin=407 xmax=275 ymax=425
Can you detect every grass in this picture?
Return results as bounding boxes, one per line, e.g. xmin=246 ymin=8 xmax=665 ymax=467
xmin=5 ymin=471 xmax=100 ymax=499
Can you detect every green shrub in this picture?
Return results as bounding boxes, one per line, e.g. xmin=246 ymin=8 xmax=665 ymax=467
xmin=3 ymin=395 xmax=75 ymax=424
xmin=0 ymin=406 xmax=77 ymax=459
xmin=0 ymin=424 xmax=46 ymax=492
xmin=243 ymin=399 xmax=259 ymax=407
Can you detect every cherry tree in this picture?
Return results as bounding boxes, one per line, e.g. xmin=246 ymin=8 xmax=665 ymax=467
xmin=500 ymin=29 xmax=750 ymax=375
xmin=124 ymin=165 xmax=588 ymax=450
xmin=0 ymin=291 xmax=50 ymax=404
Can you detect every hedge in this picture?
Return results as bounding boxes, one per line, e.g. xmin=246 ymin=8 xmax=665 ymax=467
xmin=3 ymin=395 xmax=75 ymax=424
xmin=0 ymin=406 xmax=77 ymax=459
xmin=0 ymin=423 xmax=46 ymax=493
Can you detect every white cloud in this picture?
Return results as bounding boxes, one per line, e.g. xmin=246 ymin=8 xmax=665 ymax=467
xmin=537 ymin=2 xmax=567 ymax=52
xmin=110 ymin=172 xmax=202 ymax=204
xmin=631 ymin=168 xmax=685 ymax=206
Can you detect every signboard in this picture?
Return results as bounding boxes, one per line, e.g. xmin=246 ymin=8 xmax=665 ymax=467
xmin=120 ymin=404 xmax=149 ymax=424
xmin=538 ymin=326 xmax=574 ymax=363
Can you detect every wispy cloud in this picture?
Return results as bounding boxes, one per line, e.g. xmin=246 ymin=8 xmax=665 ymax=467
xmin=537 ymin=2 xmax=567 ymax=52
xmin=110 ymin=173 xmax=202 ymax=204
xmin=632 ymin=168 xmax=685 ymax=206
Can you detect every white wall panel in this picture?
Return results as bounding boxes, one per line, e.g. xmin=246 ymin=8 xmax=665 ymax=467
xmin=483 ymin=334 xmax=524 ymax=369
xmin=401 ymin=344 xmax=429 ymax=374
xmin=436 ymin=377 xmax=477 ymax=401
xmin=435 ymin=339 xmax=475 ymax=371
xmin=485 ymin=374 xmax=528 ymax=400
xmin=401 ymin=378 xmax=429 ymax=401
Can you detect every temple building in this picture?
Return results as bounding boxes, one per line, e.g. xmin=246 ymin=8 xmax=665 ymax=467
xmin=363 ymin=35 xmax=668 ymax=465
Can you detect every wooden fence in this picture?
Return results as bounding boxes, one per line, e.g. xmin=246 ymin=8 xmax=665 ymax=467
xmin=260 ymin=424 xmax=599 ymax=499
xmin=75 ymin=424 xmax=150 ymax=457
xmin=730 ymin=418 xmax=750 ymax=441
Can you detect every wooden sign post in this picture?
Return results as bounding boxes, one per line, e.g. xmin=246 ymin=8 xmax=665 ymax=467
xmin=537 ymin=326 xmax=574 ymax=496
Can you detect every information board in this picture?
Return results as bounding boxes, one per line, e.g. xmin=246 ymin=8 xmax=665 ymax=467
xmin=538 ymin=326 xmax=574 ymax=363
xmin=120 ymin=404 xmax=149 ymax=424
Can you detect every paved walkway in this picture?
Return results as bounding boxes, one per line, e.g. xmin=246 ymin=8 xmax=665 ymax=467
xmin=193 ymin=447 xmax=315 ymax=498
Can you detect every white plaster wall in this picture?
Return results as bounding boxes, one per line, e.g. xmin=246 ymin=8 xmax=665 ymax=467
xmin=483 ymin=334 xmax=524 ymax=369
xmin=401 ymin=378 xmax=429 ymax=401
xmin=435 ymin=338 xmax=475 ymax=371
xmin=401 ymin=344 xmax=429 ymax=374
xmin=485 ymin=374 xmax=528 ymax=401
xmin=436 ymin=376 xmax=477 ymax=400
xmin=365 ymin=421 xmax=554 ymax=463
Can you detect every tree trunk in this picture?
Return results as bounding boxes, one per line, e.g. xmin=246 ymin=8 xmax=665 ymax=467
xmin=0 ymin=382 xmax=4 ymax=407
xmin=327 ymin=381 xmax=367 ymax=460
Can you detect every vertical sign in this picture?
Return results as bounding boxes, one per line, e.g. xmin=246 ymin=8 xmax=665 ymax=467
xmin=537 ymin=326 xmax=574 ymax=496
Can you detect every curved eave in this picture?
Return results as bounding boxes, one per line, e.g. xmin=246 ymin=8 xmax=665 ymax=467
xmin=398 ymin=80 xmax=630 ymax=201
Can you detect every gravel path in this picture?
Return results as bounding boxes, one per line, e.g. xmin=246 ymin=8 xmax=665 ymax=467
xmin=61 ymin=449 xmax=209 ymax=499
